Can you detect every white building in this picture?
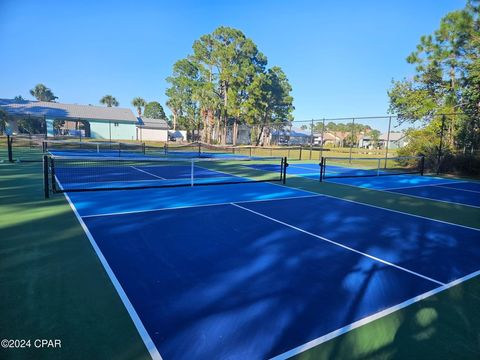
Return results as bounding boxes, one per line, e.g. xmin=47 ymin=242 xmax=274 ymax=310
xmin=0 ymin=98 xmax=138 ymax=140
xmin=136 ymin=117 xmax=170 ymax=142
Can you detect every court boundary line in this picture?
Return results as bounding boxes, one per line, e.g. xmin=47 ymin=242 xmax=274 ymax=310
xmin=231 ymin=203 xmax=444 ymax=285
xmin=385 ymin=188 xmax=480 ymax=209
xmin=59 ymin=185 xmax=163 ymax=360
xmin=381 ymin=180 xmax=467 ymax=191
xmin=81 ymin=192 xmax=321 ymax=218
xmin=130 ymin=166 xmax=166 ymax=180
xmin=435 ymin=184 xmax=480 ymax=194
xmin=269 ymin=268 xmax=480 ymax=360
xmin=272 ymin=181 xmax=480 ymax=232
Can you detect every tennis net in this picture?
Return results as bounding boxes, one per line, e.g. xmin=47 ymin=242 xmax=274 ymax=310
xmin=320 ymin=155 xmax=425 ymax=181
xmin=43 ymin=154 xmax=287 ymax=197
xmin=43 ymin=139 xmax=146 ymax=156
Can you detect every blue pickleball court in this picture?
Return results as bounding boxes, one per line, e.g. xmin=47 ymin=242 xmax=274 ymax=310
xmin=61 ymin=179 xmax=480 ymax=359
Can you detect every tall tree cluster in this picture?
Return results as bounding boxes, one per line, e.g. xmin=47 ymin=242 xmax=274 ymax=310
xmin=388 ymin=0 xmax=479 ymax=156
xmin=165 ymin=26 xmax=294 ymax=145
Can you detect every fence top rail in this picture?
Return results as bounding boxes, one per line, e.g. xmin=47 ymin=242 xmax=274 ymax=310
xmin=293 ymin=113 xmax=466 ymax=123
xmin=323 ymin=155 xmax=424 ymax=161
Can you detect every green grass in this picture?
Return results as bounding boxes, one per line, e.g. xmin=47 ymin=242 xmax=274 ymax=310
xmin=0 ymin=162 xmax=150 ymax=360
xmin=292 ymin=276 xmax=480 ymax=360
xmin=1 ymin=161 xmax=479 ymax=359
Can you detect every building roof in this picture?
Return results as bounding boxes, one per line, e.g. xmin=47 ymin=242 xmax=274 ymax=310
xmin=289 ymin=128 xmax=310 ymax=137
xmin=0 ymin=98 xmax=137 ymax=122
xmin=137 ymin=117 xmax=169 ymax=130
xmin=313 ymin=132 xmax=340 ymax=141
xmin=380 ymin=132 xmax=405 ymax=141
xmin=272 ymin=128 xmax=310 ymax=137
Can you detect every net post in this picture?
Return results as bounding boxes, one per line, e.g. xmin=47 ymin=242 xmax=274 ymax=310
xmin=319 ymin=157 xmax=324 ymax=182
xmin=198 ymin=142 xmax=201 ymax=157
xmin=376 ymin=158 xmax=381 ymax=176
xmin=43 ymin=155 xmax=50 ymax=199
xmin=7 ymin=135 xmax=13 ymax=162
xmin=280 ymin=157 xmax=284 ymax=181
xmin=190 ymin=160 xmax=194 ymax=186
xmin=249 ymin=146 xmax=252 ymax=158
xmin=299 ymin=146 xmax=302 ymax=160
xmin=420 ymin=155 xmax=425 ymax=176
xmin=50 ymin=157 xmax=57 ymax=193
xmin=142 ymin=142 xmax=146 ymax=155
xmin=164 ymin=143 xmax=168 ymax=155
xmin=282 ymin=157 xmax=287 ymax=184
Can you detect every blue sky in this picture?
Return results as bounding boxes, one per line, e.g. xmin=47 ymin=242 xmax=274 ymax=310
xmin=0 ymin=0 xmax=466 ymax=125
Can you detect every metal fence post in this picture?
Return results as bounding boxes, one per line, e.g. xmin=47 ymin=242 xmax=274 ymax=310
xmin=437 ymin=115 xmax=446 ymax=175
xmin=348 ymin=118 xmax=355 ymax=163
xmin=320 ymin=118 xmax=325 ymax=159
xmin=384 ymin=116 xmax=392 ymax=168
xmin=309 ymin=119 xmax=314 ymax=160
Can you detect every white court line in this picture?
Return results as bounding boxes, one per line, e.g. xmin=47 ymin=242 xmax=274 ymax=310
xmin=384 ymin=180 xmax=466 ymax=191
xmin=269 ymin=268 xmax=480 ymax=360
xmin=81 ymin=193 xmax=322 ymax=219
xmin=435 ymin=184 xmax=480 ymax=194
xmin=58 ymin=181 xmax=162 ymax=360
xmin=384 ymin=188 xmax=480 ymax=209
xmin=268 ymin=181 xmax=480 ymax=232
xmin=231 ymin=203 xmax=444 ymax=286
xmin=130 ymin=166 xmax=166 ymax=180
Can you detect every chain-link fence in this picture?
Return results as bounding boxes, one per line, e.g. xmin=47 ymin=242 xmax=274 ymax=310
xmin=2 ymin=113 xmax=478 ymax=176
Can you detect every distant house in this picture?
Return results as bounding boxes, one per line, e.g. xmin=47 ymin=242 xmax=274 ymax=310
xmin=314 ymin=131 xmax=371 ymax=147
xmin=271 ymin=128 xmax=311 ymax=145
xmin=0 ymin=98 xmax=138 ymax=140
xmin=379 ymin=132 xmax=408 ymax=149
xmin=288 ymin=128 xmax=311 ymax=145
xmin=136 ymin=117 xmax=170 ymax=142
xmin=313 ymin=132 xmax=342 ymax=146
xmin=358 ymin=134 xmax=372 ymax=148
xmin=226 ymin=124 xmax=251 ymax=144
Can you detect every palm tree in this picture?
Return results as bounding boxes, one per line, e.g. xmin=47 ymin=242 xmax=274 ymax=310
xmin=100 ymin=95 xmax=119 ymax=107
xmin=30 ymin=84 xmax=58 ymax=102
xmin=131 ymin=97 xmax=146 ymax=116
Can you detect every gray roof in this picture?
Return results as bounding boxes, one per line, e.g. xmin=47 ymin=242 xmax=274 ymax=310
xmin=380 ymin=132 xmax=405 ymax=141
xmin=137 ymin=117 xmax=169 ymax=130
xmin=0 ymin=98 xmax=137 ymax=122
xmin=272 ymin=128 xmax=310 ymax=137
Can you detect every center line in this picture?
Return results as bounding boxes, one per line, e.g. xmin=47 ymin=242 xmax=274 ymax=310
xmin=231 ymin=202 xmax=445 ymax=286
xmin=130 ymin=166 xmax=166 ymax=180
